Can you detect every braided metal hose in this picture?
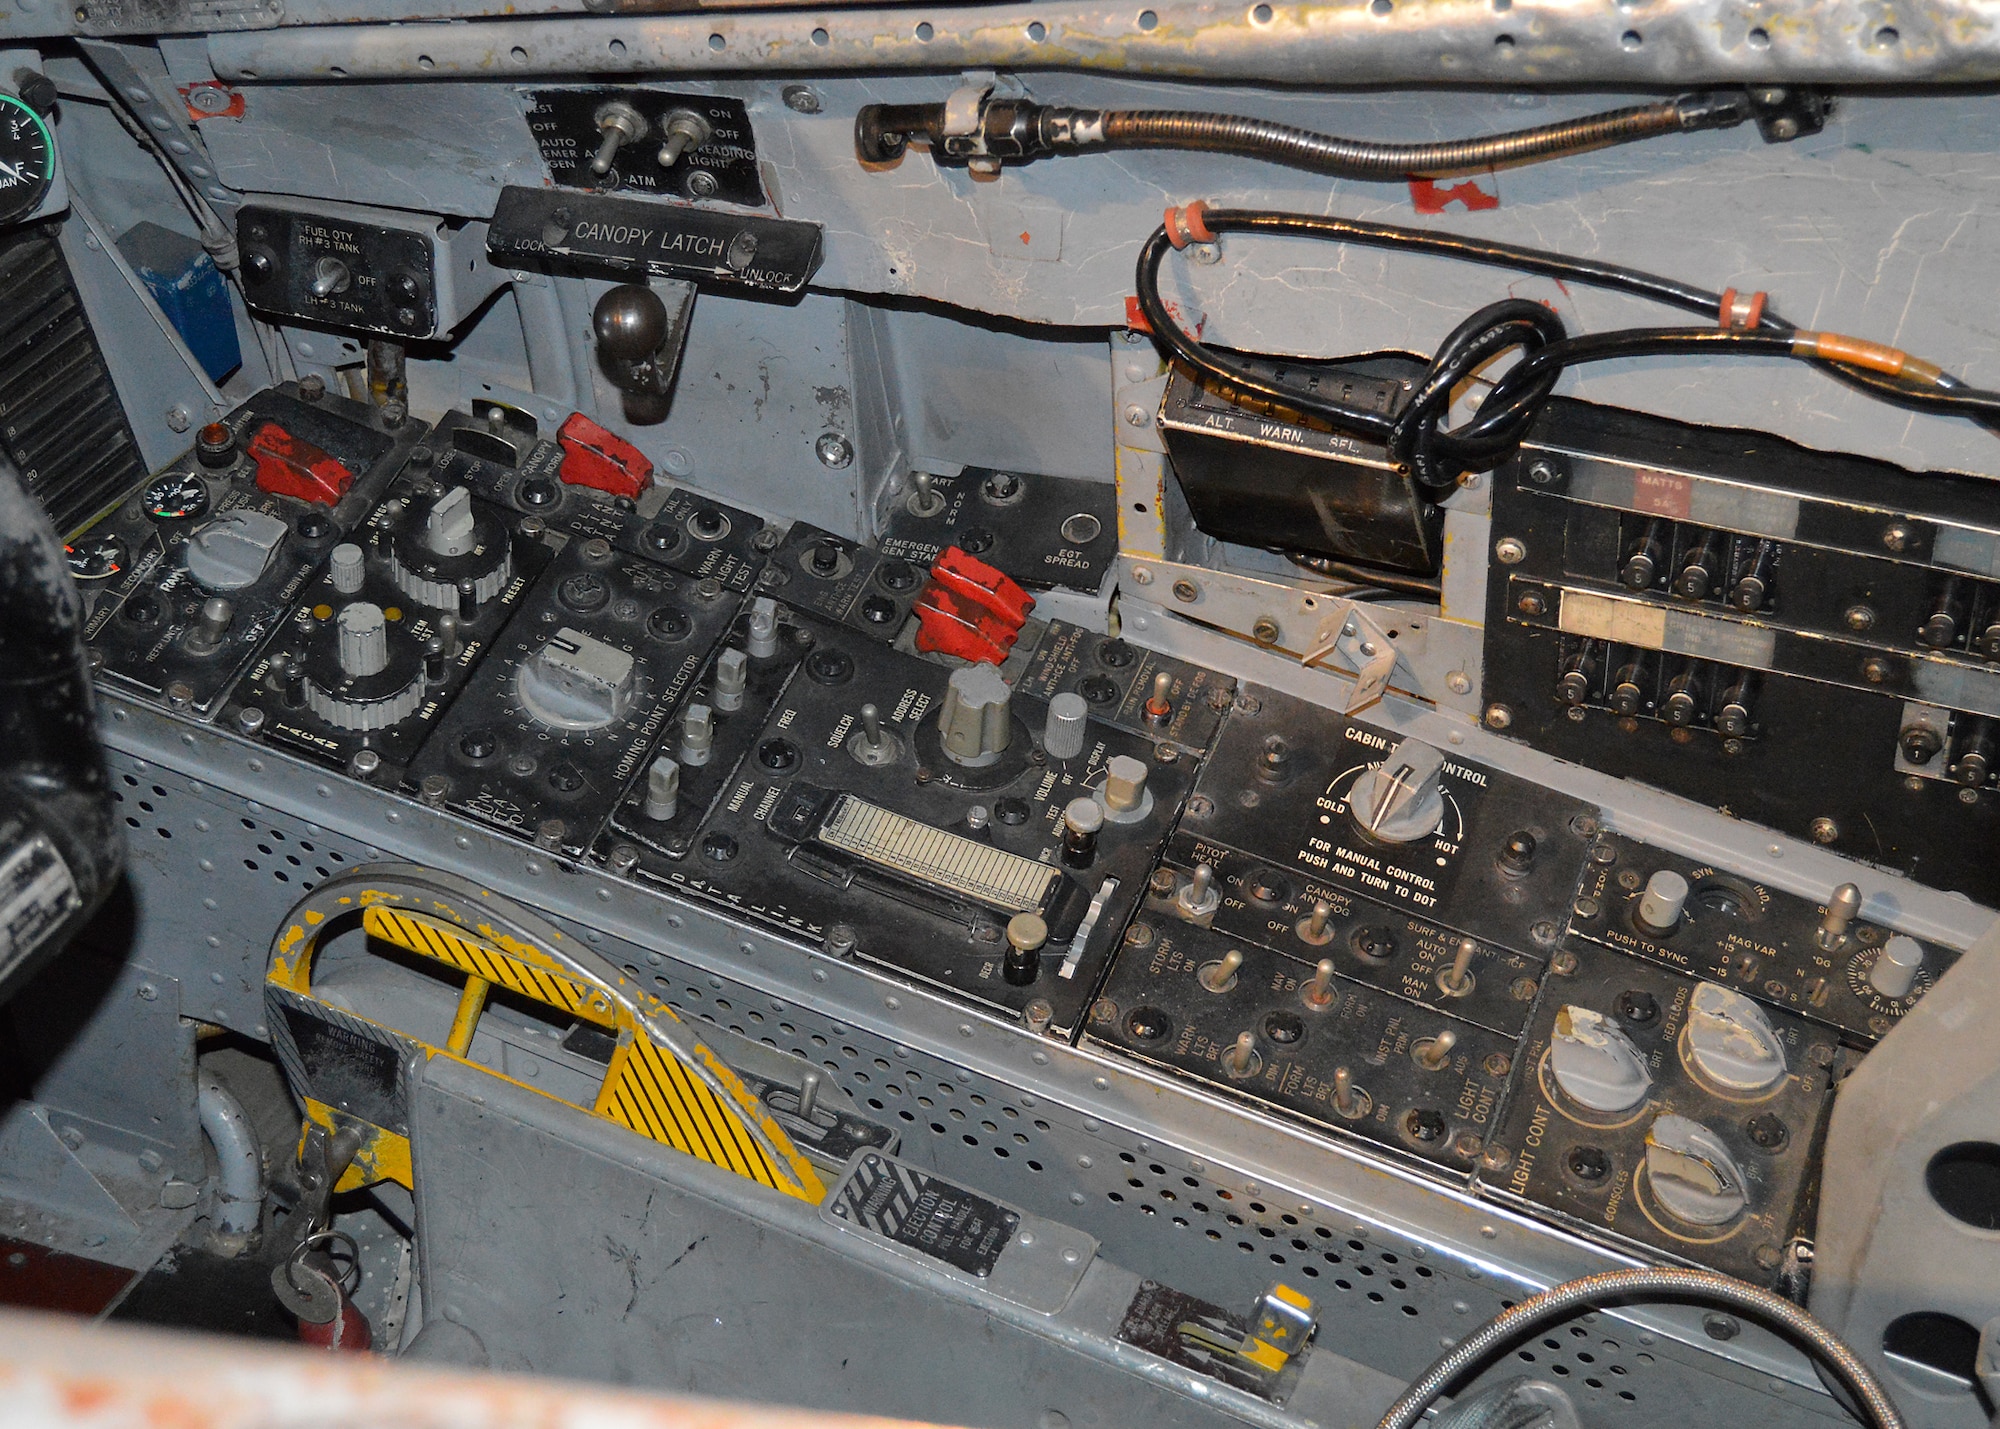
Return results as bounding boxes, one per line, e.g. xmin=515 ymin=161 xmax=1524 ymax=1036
xmin=1374 ymin=1267 xmax=1904 ymax=1429
xmin=1093 ymin=101 xmax=1688 ymax=178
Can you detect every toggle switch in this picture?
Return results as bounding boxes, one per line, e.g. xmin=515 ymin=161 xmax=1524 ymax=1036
xmin=589 ymin=100 xmax=647 ymax=176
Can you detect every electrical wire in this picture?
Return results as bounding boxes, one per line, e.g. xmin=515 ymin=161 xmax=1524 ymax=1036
xmin=1134 ymin=207 xmax=2000 ymax=492
xmin=1285 ymin=552 xmax=1442 ymax=598
xmin=1375 ymin=1266 xmax=1903 ymax=1429
xmin=74 ymin=75 xmax=295 ymax=385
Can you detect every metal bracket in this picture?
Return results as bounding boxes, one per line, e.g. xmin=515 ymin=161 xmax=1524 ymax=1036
xmin=1299 ymin=605 xmax=1401 ymax=713
xmin=75 ymin=40 xmax=234 ymax=207
xmin=1118 ymin=555 xmax=1428 ymax=713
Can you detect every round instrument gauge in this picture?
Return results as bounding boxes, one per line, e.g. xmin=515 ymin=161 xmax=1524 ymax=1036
xmin=143 ymin=471 xmax=211 ymax=522
xmin=65 ymin=533 xmax=128 ymax=581
xmin=0 ymin=92 xmax=55 ymax=227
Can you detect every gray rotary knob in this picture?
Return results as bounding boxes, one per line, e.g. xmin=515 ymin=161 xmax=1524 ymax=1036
xmin=1683 ymin=982 xmax=1787 ymax=1094
xmin=1043 ymin=691 xmax=1089 ymax=761
xmin=937 ymin=665 xmax=1012 ymax=767
xmin=303 ymin=601 xmax=428 ymax=731
xmin=386 ymin=485 xmax=513 ymax=612
xmin=329 ymin=542 xmax=366 ymax=595
xmin=1348 ymin=738 xmax=1446 ymax=844
xmin=516 ymin=628 xmax=636 ymax=731
xmin=337 ymin=602 xmax=389 ymax=678
xmin=1549 ymin=1005 xmax=1653 ymax=1114
xmin=1645 ymin=1114 xmax=1749 ymax=1226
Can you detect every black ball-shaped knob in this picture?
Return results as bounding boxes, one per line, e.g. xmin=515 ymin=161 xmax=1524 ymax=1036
xmin=593 ymin=283 xmax=669 ymax=362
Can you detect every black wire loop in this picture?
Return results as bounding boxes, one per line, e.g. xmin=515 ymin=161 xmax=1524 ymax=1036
xmin=1134 ymin=207 xmax=2000 ymax=494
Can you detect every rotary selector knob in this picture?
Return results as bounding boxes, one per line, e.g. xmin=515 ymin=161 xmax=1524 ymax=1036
xmin=1683 ymin=982 xmax=1787 ymax=1094
xmin=1644 ymin=1114 xmax=1749 ymax=1226
xmin=1636 ymin=870 xmax=1689 ymax=934
xmin=386 ymin=485 xmax=513 ymax=612
xmin=517 ymin=627 xmax=636 ymax=731
xmin=937 ymin=664 xmax=1013 ymax=767
xmin=302 ymin=602 xmax=428 ymax=731
xmin=1043 ymin=691 xmax=1089 ymax=761
xmin=1348 ymin=738 xmax=1446 ymax=843
xmin=1869 ymin=934 xmax=1926 ymax=1001
xmin=185 ymin=509 xmax=289 ymax=591
xmin=1549 ymin=1005 xmax=1654 ymax=1114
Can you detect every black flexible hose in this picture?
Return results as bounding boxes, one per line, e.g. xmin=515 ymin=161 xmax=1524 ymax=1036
xmin=1095 ymin=101 xmax=1690 ymax=179
xmin=1134 ymin=208 xmax=2000 ymax=491
xmin=1375 ymin=1267 xmax=1903 ymax=1429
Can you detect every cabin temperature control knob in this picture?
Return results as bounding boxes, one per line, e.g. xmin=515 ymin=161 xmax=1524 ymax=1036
xmin=1348 ymin=738 xmax=1445 ymax=844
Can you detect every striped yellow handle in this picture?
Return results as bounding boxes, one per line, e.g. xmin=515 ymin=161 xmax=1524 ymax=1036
xmin=360 ymin=905 xmax=822 ymax=1201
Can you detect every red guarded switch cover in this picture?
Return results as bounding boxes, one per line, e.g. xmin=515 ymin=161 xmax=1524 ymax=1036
xmin=558 ymin=412 xmax=653 ymax=500
xmin=248 ymin=422 xmax=353 ymax=505
xmin=914 ymin=546 xmax=1035 ymax=664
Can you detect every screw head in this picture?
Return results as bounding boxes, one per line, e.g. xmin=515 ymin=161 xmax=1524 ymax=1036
xmin=1703 ymin=1313 xmax=1741 ymax=1342
xmin=164 ymin=403 xmax=194 ymax=434
xmin=1811 ymin=816 xmax=1839 ymax=845
xmin=1446 ymin=671 xmax=1472 ymax=695
xmin=234 ymin=706 xmax=266 ymax=735
xmin=1251 ymin=616 xmax=1281 ymax=646
xmin=1516 ymin=592 xmax=1546 ymax=616
xmin=1860 ymin=656 xmax=1891 ymax=684
xmin=1494 ymin=537 xmax=1527 ymax=565
xmin=1171 ymin=579 xmax=1200 ymax=603
xmin=608 ymin=844 xmax=641 ymax=875
xmin=1485 ymin=703 xmax=1513 ymax=730
xmin=350 ymin=749 xmax=382 ymax=778
xmin=1844 ymin=603 xmax=1877 ymax=632
xmin=815 ymin=432 xmax=854 ymax=468
xmin=781 ymin=83 xmax=822 ymax=113
xmin=1526 ymin=459 xmax=1558 ymax=484
xmin=1883 ymin=521 xmax=1913 ymax=553
xmin=1123 ymin=403 xmax=1150 ymax=428
xmin=685 ymin=170 xmax=720 ymax=199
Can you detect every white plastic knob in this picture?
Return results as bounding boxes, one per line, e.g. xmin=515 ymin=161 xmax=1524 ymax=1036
xmin=1637 ymin=871 xmax=1690 ymax=934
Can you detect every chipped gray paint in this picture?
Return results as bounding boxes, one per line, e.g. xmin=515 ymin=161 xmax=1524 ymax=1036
xmin=160 ymin=61 xmax=2000 ymax=478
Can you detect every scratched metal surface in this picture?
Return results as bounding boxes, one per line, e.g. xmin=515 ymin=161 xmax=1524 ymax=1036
xmin=145 ymin=58 xmax=2000 ymax=481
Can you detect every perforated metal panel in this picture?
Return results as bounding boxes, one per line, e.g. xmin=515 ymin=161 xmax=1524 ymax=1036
xmin=96 ymin=717 xmax=1848 ymax=1429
